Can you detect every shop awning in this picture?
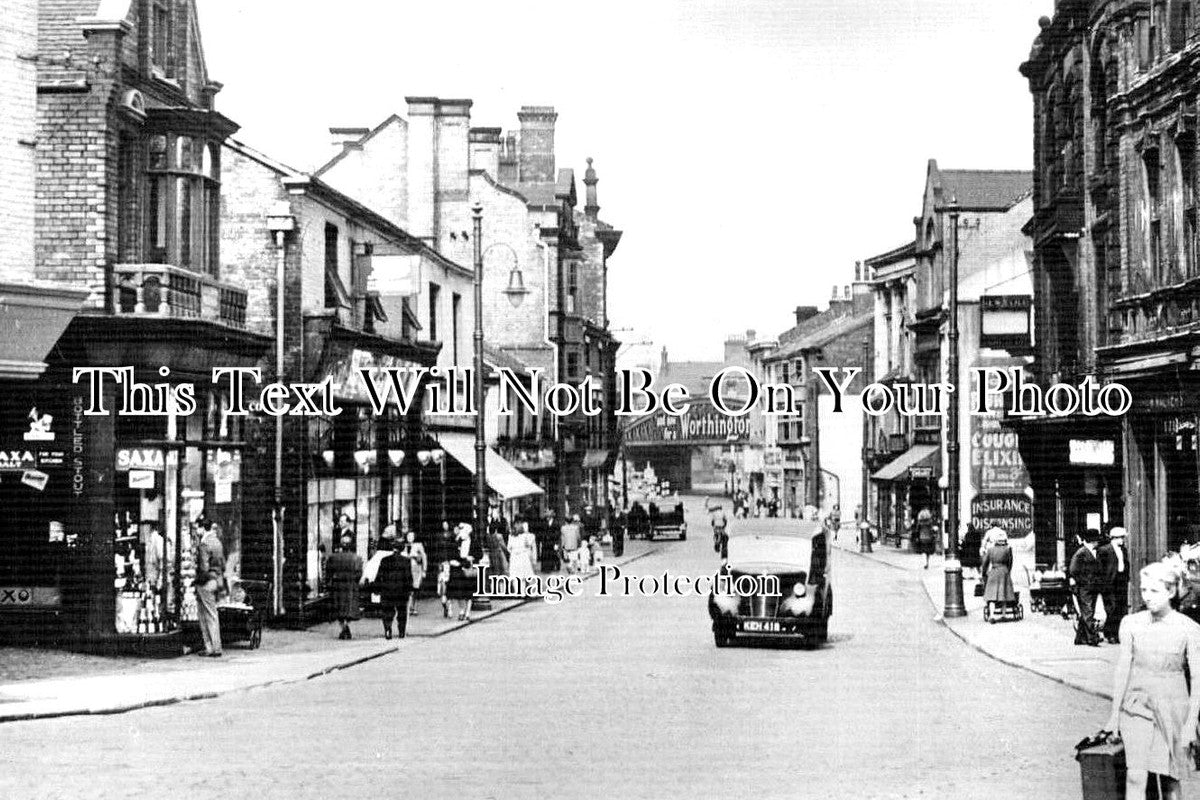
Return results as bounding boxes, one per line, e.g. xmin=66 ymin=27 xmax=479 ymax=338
xmin=438 ymin=432 xmax=545 ymax=500
xmin=582 ymin=449 xmax=613 ymax=470
xmin=871 ymin=444 xmax=940 ymax=482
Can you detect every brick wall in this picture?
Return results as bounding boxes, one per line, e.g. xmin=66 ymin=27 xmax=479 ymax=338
xmin=320 ymin=118 xmax=409 ymax=230
xmin=35 ymin=25 xmax=122 ymax=301
xmin=0 ymin=0 xmax=38 ymax=282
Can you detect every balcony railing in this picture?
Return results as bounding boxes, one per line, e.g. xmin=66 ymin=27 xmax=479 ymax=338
xmin=1110 ymin=277 xmax=1200 ymax=346
xmin=112 ymin=263 xmax=248 ymax=329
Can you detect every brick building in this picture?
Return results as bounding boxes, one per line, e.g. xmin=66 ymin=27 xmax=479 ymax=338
xmin=1020 ymin=1 xmax=1200 ymax=584
xmin=6 ymin=0 xmax=271 ymax=652
xmin=866 ymin=163 xmax=1034 ymax=551
xmin=765 ymin=282 xmax=872 ymax=519
xmin=219 ymin=138 xmax=444 ymax=621
xmin=318 ymin=100 xmax=623 ymax=517
xmin=0 ymin=0 xmax=89 ymax=641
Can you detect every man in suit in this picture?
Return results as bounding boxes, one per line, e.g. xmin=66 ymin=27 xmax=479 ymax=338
xmin=195 ymin=517 xmax=225 ymax=657
xmin=1069 ymin=528 xmax=1103 ymax=646
xmin=372 ymin=531 xmax=413 ymax=640
xmin=1098 ymin=526 xmax=1130 ymax=643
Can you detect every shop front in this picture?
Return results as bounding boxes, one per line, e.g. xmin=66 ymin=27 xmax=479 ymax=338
xmin=1009 ymin=415 xmax=1123 ymax=570
xmin=14 ymin=316 xmax=272 ymax=654
xmin=287 ymin=341 xmax=435 ymax=625
xmin=437 ymin=432 xmax=545 ymax=526
xmin=870 ymin=444 xmax=939 ymax=548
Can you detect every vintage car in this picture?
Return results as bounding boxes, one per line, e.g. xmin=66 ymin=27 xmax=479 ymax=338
xmin=707 ymin=518 xmax=831 ymax=647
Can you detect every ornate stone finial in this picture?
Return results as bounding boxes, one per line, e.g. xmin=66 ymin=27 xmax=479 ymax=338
xmin=584 ymin=157 xmax=599 ymax=218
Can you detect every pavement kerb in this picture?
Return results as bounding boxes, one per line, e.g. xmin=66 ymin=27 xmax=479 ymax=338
xmin=427 ymin=544 xmax=664 ymax=637
xmin=0 ymin=543 xmax=667 ymax=724
xmin=837 ymin=543 xmax=1114 ymax=702
xmin=0 ymin=642 xmax=400 ymax=724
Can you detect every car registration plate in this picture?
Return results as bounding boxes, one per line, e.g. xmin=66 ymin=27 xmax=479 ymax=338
xmin=740 ymin=619 xmax=791 ymax=633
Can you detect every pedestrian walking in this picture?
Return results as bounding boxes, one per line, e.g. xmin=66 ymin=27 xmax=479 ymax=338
xmin=327 ymin=532 xmax=363 ymax=640
xmin=960 ymin=524 xmax=984 ymax=579
xmin=195 ymin=517 xmax=225 ymax=657
xmin=447 ymin=524 xmax=477 ymax=621
xmin=1105 ymin=561 xmax=1200 ymax=799
xmin=711 ymin=504 xmax=729 ymax=559
xmin=611 ymin=506 xmax=626 ymax=558
xmin=560 ymin=515 xmax=582 ymax=573
xmin=400 ymin=528 xmax=427 ymax=617
xmin=485 ymin=520 xmax=510 ymax=576
xmin=914 ymin=507 xmax=936 ymax=569
xmin=433 ymin=521 xmax=455 ymax=618
xmin=508 ymin=520 xmax=537 ymax=581
xmin=363 ymin=530 xmax=412 ymax=639
xmin=537 ymin=512 xmax=559 ymax=572
xmin=1069 ymin=528 xmax=1104 ymax=647
xmin=628 ymin=502 xmax=649 ymax=541
xmin=981 ymin=528 xmax=1016 ymax=605
xmin=1099 ymin=526 xmax=1130 ymax=643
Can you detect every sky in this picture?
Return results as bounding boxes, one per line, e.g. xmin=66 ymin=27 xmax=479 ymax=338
xmin=199 ymin=0 xmax=1054 ymax=361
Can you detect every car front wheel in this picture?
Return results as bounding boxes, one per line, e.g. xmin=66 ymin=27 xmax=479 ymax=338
xmin=713 ymin=623 xmax=734 ymax=648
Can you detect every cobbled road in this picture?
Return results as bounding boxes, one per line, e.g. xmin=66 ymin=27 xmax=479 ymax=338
xmin=0 ymin=496 xmax=1103 ymax=799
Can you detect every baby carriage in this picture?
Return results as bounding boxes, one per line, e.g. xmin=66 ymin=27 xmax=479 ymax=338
xmin=983 ymin=590 xmax=1024 ymax=623
xmin=1027 ymin=566 xmax=1075 ymax=618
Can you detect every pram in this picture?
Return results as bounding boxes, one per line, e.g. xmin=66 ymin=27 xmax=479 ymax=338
xmin=983 ymin=590 xmax=1024 ymax=623
xmin=1026 ymin=566 xmax=1075 ymax=618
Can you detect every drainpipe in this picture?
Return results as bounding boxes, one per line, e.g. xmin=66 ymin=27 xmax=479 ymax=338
xmin=533 ymin=235 xmax=560 ymax=513
xmin=267 ymin=205 xmax=296 ymax=617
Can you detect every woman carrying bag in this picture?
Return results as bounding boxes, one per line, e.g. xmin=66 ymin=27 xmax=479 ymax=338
xmin=1105 ymin=561 xmax=1200 ymax=799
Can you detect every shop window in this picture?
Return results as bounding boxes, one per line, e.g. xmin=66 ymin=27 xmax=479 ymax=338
xmin=144 ymin=135 xmax=220 ymax=274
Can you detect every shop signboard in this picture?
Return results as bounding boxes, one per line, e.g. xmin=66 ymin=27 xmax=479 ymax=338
xmin=115 ymin=448 xmax=165 ymax=471
xmin=970 ymin=358 xmax=1030 ymax=495
xmin=624 ymin=400 xmax=755 ymax=445
xmin=970 ymin=493 xmax=1034 ymax=537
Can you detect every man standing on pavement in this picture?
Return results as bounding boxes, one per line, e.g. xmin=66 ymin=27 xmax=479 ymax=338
xmin=1069 ymin=528 xmax=1103 ymax=646
xmin=195 ymin=517 xmax=225 ymax=657
xmin=1098 ymin=527 xmax=1129 ymax=643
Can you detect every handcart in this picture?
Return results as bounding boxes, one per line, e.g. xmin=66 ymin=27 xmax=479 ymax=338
xmin=983 ymin=591 xmax=1024 ymax=623
xmin=184 ymin=578 xmax=267 ymax=650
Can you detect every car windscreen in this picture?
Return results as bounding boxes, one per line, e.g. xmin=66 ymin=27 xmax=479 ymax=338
xmin=726 ymin=536 xmax=811 ymax=570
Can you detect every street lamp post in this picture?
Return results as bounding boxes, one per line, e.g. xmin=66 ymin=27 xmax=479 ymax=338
xmin=943 ymin=198 xmax=967 ymax=618
xmin=860 ymin=334 xmax=872 ymax=553
xmin=472 ymin=202 xmax=492 ymax=610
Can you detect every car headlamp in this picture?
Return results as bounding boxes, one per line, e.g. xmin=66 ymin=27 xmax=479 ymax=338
xmin=792 ymin=582 xmax=807 ymax=598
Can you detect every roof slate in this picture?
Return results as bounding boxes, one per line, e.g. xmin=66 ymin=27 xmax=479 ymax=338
xmin=938 ymin=170 xmax=1033 ymax=210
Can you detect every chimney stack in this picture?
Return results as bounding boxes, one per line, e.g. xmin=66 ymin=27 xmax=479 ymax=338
xmin=470 ymin=127 xmax=502 ymax=178
xmin=329 ymin=127 xmax=369 ymax=158
xmin=518 ymin=106 xmax=557 ymax=183
xmin=794 ymin=306 xmax=819 ymax=325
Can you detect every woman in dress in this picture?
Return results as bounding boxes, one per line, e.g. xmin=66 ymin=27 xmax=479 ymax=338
xmin=447 ymin=524 xmax=477 ymax=621
xmin=326 ymin=533 xmax=362 ymax=640
xmin=1106 ymin=561 xmax=1200 ymax=799
xmin=400 ymin=528 xmax=427 ymax=617
xmin=507 ymin=520 xmax=537 ymax=581
xmin=433 ymin=521 xmax=455 ymax=618
xmin=981 ymin=528 xmax=1016 ymax=606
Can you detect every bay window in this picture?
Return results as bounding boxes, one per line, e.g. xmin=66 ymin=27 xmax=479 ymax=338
xmin=145 ymin=133 xmax=221 ymax=276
